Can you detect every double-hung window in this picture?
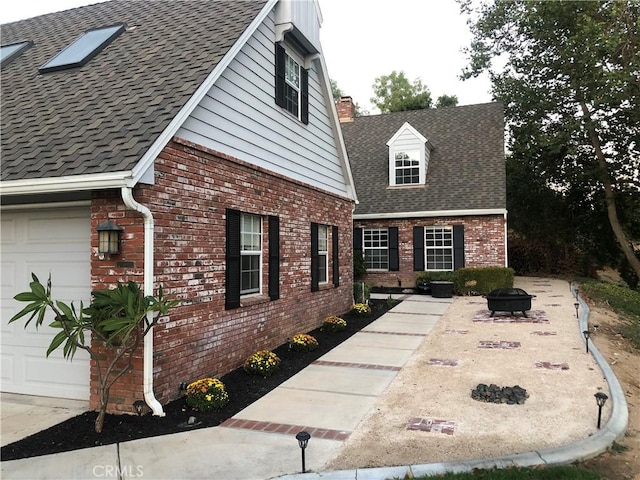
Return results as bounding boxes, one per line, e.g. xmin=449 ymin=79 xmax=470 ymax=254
xmin=394 ymin=150 xmax=421 ymax=185
xmin=275 ymin=44 xmax=309 ymax=124
xmin=425 ymin=226 xmax=453 ymax=271
xmin=317 ymin=225 xmax=328 ymax=284
xmin=240 ymin=214 xmax=262 ymax=294
xmin=363 ymin=228 xmax=389 ymax=270
xmin=284 ymin=54 xmax=301 ymax=118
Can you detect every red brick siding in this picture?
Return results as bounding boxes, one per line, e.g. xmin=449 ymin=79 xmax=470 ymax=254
xmin=90 ymin=138 xmax=354 ymax=413
xmin=355 ymin=216 xmax=506 ymax=288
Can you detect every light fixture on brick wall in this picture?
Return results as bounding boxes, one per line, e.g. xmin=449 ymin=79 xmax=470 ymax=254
xmin=97 ymin=220 xmax=123 ymax=256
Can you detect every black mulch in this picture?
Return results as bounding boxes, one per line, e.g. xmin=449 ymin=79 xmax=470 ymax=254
xmin=1 ymin=298 xmax=397 ymax=461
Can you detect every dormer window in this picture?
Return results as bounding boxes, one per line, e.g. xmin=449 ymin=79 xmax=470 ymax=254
xmin=275 ymin=43 xmax=309 ymax=124
xmin=39 ymin=23 xmax=125 ymax=73
xmin=387 ymin=122 xmax=431 ymax=187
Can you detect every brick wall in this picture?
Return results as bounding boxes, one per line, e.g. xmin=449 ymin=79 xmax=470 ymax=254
xmin=90 ymin=138 xmax=354 ymax=413
xmin=355 ymin=215 xmax=506 ymax=289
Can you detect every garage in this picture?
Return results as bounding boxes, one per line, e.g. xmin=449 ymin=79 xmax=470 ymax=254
xmin=1 ymin=206 xmax=91 ymax=400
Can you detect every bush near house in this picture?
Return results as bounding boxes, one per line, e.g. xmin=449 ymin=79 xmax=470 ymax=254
xmin=416 ymin=267 xmax=515 ymax=296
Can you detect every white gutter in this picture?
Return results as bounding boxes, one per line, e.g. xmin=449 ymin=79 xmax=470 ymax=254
xmin=121 ymin=187 xmax=165 ymax=417
xmin=354 ymin=208 xmax=508 ymax=220
xmin=0 ymin=172 xmax=134 ymax=196
xmin=504 ymin=210 xmax=509 ymax=268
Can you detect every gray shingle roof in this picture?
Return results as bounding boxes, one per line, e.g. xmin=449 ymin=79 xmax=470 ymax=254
xmin=340 ymin=103 xmax=506 ymax=216
xmin=1 ymin=0 xmax=267 ymax=183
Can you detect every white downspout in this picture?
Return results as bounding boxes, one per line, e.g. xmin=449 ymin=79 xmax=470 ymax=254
xmin=121 ymin=187 xmax=165 ymax=417
xmin=504 ymin=211 xmax=509 ymax=268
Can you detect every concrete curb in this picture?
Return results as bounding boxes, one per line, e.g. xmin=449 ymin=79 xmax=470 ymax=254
xmin=276 ymin=286 xmax=629 ymax=480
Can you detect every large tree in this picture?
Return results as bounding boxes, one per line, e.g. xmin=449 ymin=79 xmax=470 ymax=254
xmin=461 ymin=0 xmax=640 ymax=278
xmin=370 ymin=70 xmax=433 ymax=112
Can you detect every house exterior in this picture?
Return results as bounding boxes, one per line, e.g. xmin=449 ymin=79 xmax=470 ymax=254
xmin=0 ymin=0 xmax=357 ymax=415
xmin=337 ymin=97 xmax=507 ymax=289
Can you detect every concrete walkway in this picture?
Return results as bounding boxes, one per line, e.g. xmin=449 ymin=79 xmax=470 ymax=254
xmin=0 ymin=280 xmax=627 ymax=480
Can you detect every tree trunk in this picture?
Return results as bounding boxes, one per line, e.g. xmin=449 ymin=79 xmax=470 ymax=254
xmin=581 ymin=102 xmax=640 ymax=279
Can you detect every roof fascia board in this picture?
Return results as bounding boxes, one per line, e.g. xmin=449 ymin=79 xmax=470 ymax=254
xmin=386 ymin=122 xmax=428 ymax=146
xmin=0 ymin=171 xmax=134 ymax=196
xmin=130 ymin=0 xmax=279 ymax=184
xmin=317 ymin=53 xmax=358 ymax=203
xmin=354 ymin=209 xmax=508 ymax=220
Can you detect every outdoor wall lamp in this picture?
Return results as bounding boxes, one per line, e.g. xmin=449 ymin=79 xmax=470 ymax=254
xmin=583 ymin=330 xmax=591 ymax=353
xmin=97 ymin=221 xmax=123 ymax=256
xmin=594 ymin=392 xmax=608 ymax=429
xmin=574 ymin=302 xmax=580 ymax=319
xmin=295 ymin=431 xmax=311 ymax=473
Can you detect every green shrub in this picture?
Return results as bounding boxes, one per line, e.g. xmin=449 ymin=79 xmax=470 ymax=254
xmin=289 ymin=333 xmax=318 ymax=352
xmin=244 ymin=350 xmax=281 ymax=377
xmin=185 ymin=378 xmax=229 ymax=411
xmin=454 ymin=267 xmax=515 ymax=295
xmin=353 ymin=282 xmax=371 ymax=304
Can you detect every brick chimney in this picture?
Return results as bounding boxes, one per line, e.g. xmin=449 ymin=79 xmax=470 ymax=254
xmin=336 ymin=96 xmax=355 ymax=123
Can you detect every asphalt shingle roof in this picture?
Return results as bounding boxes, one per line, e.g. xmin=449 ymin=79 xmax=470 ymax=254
xmin=1 ymin=0 xmax=267 ymax=183
xmin=340 ymin=103 xmax=506 ymax=216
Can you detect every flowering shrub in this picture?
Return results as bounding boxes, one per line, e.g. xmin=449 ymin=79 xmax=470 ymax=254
xmin=244 ymin=350 xmax=281 ymax=377
xmin=322 ymin=315 xmax=347 ymax=333
xmin=185 ymin=378 xmax=229 ymax=411
xmin=352 ymin=303 xmax=372 ymax=315
xmin=289 ymin=333 xmax=318 ymax=352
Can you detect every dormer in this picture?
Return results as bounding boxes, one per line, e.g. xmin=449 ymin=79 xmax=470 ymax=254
xmin=386 ymin=122 xmax=433 ymax=187
xmin=274 ymin=0 xmax=321 ymax=62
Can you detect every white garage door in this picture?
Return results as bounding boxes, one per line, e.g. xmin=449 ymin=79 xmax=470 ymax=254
xmin=1 ymin=206 xmax=91 ymax=400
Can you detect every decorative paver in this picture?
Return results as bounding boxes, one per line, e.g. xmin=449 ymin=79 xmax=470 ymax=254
xmin=531 ymin=331 xmax=557 ymax=336
xmin=535 ymin=361 xmax=569 ymax=370
xmin=426 ymin=358 xmax=458 ymax=367
xmin=445 ymin=329 xmax=469 ymax=335
xmin=544 ymin=303 xmax=562 ymax=307
xmin=407 ymin=417 xmax=456 ymax=435
xmin=478 ymin=340 xmax=521 ymax=349
xmin=472 ymin=310 xmax=549 ymax=324
xmin=364 ymin=330 xmax=426 ymax=337
xmin=220 ymin=418 xmax=350 ymax=440
xmin=312 ymin=360 xmax=401 ymax=372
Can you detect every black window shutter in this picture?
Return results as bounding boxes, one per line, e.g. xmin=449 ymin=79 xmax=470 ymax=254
xmin=225 ymin=209 xmax=241 ymax=309
xmin=311 ymin=222 xmax=319 ymax=292
xmin=353 ymin=228 xmax=363 ymax=251
xmin=453 ymin=225 xmax=465 ymax=270
xmin=275 ymin=44 xmax=285 ymax=108
xmin=332 ymin=225 xmax=339 ymax=287
xmin=389 ymin=227 xmax=399 ymax=271
xmin=300 ymin=67 xmax=309 ymax=124
xmin=268 ymin=216 xmax=280 ymax=300
xmin=413 ymin=226 xmax=425 ymax=271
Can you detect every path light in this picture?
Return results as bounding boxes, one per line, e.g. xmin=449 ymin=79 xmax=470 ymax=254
xmin=583 ymin=330 xmax=591 ymax=354
xmin=295 ymin=431 xmax=311 ymax=473
xmin=574 ymin=302 xmax=580 ymax=319
xmin=595 ymin=392 xmax=608 ymax=429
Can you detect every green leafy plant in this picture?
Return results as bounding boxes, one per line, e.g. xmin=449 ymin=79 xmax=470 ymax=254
xmin=9 ymin=274 xmax=179 ymax=433
xmin=321 ymin=315 xmax=347 ymax=333
xmin=352 ymin=303 xmax=372 ymax=316
xmin=289 ymin=333 xmax=318 ymax=352
xmin=185 ymin=377 xmax=229 ymax=411
xmin=353 ymin=281 xmax=371 ymax=304
xmin=244 ymin=350 xmax=281 ymax=377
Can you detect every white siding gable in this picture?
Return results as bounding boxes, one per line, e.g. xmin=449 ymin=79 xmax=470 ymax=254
xmin=176 ymin=7 xmax=352 ymax=199
xmin=386 ymin=122 xmax=432 ymax=187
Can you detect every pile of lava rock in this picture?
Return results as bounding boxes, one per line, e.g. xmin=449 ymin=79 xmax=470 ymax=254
xmin=471 ymin=383 xmax=529 ymax=404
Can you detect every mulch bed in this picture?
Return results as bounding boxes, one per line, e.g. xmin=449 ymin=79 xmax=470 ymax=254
xmin=1 ymin=299 xmax=396 ymax=461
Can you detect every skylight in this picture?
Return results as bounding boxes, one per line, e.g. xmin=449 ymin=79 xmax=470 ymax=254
xmin=1 ymin=41 xmax=34 ymax=67
xmin=39 ymin=24 xmax=126 ymax=73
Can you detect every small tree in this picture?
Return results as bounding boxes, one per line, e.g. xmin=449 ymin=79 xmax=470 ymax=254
xmin=9 ymin=274 xmax=178 ymax=433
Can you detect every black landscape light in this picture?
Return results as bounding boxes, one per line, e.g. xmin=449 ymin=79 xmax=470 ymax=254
xmin=574 ymin=302 xmax=580 ymax=319
xmin=295 ymin=431 xmax=311 ymax=473
xmin=595 ymin=392 xmax=608 ymax=429
xmin=583 ymin=330 xmax=591 ymax=353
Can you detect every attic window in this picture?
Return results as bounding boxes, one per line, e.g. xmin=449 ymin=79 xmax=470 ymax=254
xmin=39 ymin=24 xmax=126 ymax=73
xmin=1 ymin=41 xmax=34 ymax=67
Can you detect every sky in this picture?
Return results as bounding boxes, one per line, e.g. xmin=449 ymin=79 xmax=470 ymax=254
xmin=1 ymin=0 xmax=494 ymax=114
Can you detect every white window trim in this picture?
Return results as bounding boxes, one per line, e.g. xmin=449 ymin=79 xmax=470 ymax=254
xmin=389 ymin=148 xmax=424 ymax=186
xmin=424 ymin=225 xmax=454 ymax=272
xmin=283 ymin=47 xmax=303 ymax=120
xmin=363 ymin=227 xmax=389 ymax=271
xmin=318 ymin=225 xmax=329 ymax=284
xmin=386 ymin=122 xmax=431 ymax=187
xmin=240 ymin=214 xmax=263 ymax=295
